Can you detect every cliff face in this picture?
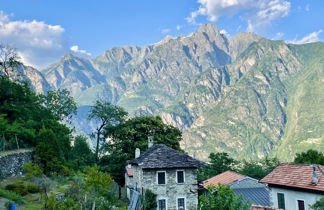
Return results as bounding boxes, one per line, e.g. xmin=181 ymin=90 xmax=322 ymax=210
xmin=22 ymin=24 xmax=324 ymax=161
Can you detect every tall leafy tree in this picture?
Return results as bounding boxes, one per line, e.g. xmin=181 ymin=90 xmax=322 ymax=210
xmin=294 ymin=149 xmax=324 ymax=165
xmin=88 ymin=100 xmax=128 ymax=162
xmin=39 ymin=89 xmax=77 ymax=122
xmin=100 ymin=116 xmax=182 ymax=186
xmin=198 ymin=152 xmax=237 ymax=181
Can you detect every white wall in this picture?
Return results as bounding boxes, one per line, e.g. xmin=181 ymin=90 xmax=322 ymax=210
xmin=270 ymin=187 xmax=323 ymax=210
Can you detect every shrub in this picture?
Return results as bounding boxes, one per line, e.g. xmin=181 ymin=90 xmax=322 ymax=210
xmin=23 ymin=161 xmax=43 ymax=178
xmin=26 ymin=183 xmax=41 ymax=194
xmin=0 ymin=189 xmax=25 ymax=204
xmin=5 ymin=182 xmax=28 ymax=196
xmin=142 ymin=189 xmax=157 ymax=210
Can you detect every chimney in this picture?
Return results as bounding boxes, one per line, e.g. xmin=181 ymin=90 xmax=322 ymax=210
xmin=311 ymin=165 xmax=319 ymax=185
xmin=135 ymin=148 xmax=140 ymax=158
xmin=148 ymin=136 xmax=154 ymax=148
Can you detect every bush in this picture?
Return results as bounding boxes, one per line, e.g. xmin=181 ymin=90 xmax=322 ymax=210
xmin=23 ymin=161 xmax=43 ymax=178
xmin=0 ymin=189 xmax=25 ymax=204
xmin=5 ymin=182 xmax=28 ymax=196
xmin=5 ymin=182 xmax=40 ymax=195
xmin=142 ymin=189 xmax=157 ymax=210
xmin=26 ymin=183 xmax=41 ymax=194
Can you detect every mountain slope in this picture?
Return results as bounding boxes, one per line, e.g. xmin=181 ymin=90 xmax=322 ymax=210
xmin=39 ymin=24 xmax=324 ymax=161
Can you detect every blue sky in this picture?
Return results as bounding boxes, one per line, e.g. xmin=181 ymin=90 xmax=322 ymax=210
xmin=0 ymin=0 xmax=323 ymax=68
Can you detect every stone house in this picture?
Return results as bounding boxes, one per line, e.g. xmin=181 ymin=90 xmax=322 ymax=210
xmin=125 ymin=143 xmax=205 ymax=210
xmin=260 ymin=164 xmax=324 ymax=210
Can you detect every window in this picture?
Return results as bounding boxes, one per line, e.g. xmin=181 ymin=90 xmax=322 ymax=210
xmin=157 ymin=171 xmax=166 ymax=185
xmin=277 ymin=193 xmax=285 ymax=209
xmin=177 ymin=170 xmax=185 ymax=184
xmin=177 ymin=198 xmax=185 ymax=210
xmin=297 ymin=200 xmax=305 ymax=210
xmin=158 ymin=199 xmax=166 ymax=210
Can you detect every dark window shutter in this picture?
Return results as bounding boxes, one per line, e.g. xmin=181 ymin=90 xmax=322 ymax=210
xmin=297 ymin=200 xmax=305 ymax=210
xmin=277 ymin=193 xmax=285 ymax=209
xmin=158 ymin=172 xmax=166 ymax=184
xmin=177 ymin=171 xmax=184 ymax=183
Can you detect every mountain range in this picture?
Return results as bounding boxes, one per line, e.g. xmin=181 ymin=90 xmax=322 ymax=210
xmin=21 ymin=23 xmax=324 ymax=161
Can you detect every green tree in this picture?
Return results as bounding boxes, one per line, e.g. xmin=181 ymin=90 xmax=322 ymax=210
xmin=100 ymin=116 xmax=182 ymax=186
xmin=294 ymin=149 xmax=324 ymax=165
xmin=142 ymin=189 xmax=157 ymax=210
xmin=239 ymin=158 xmax=280 ymax=180
xmin=71 ymin=136 xmax=95 ymax=168
xmin=88 ymin=100 xmax=128 ymax=162
xmin=310 ymin=197 xmax=324 ymax=210
xmin=199 ymin=185 xmax=249 ymax=210
xmin=198 ymin=152 xmax=237 ymax=181
xmin=39 ymin=89 xmax=77 ymax=122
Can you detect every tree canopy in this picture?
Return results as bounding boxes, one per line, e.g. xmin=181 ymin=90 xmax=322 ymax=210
xmin=294 ymin=149 xmax=324 ymax=165
xmin=100 ymin=116 xmax=182 ymax=186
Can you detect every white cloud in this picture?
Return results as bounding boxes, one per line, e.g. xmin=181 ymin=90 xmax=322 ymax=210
xmin=289 ymin=30 xmax=323 ymax=44
xmin=187 ymin=0 xmax=291 ymax=33
xmin=0 ymin=10 xmax=68 ymax=69
xmin=220 ymin=29 xmax=230 ymax=38
xmin=70 ymin=45 xmax=91 ymax=57
xmin=161 ymin=28 xmax=171 ymax=34
xmin=305 ymin=4 xmax=310 ymax=12
xmin=176 ymin=25 xmax=182 ymax=30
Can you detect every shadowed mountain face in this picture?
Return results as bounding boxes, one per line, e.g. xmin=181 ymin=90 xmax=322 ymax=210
xmin=25 ymin=24 xmax=324 ymax=161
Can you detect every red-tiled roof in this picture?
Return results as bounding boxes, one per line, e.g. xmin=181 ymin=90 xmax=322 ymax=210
xmin=202 ymin=171 xmax=246 ymax=188
xmin=260 ymin=163 xmax=324 ymax=192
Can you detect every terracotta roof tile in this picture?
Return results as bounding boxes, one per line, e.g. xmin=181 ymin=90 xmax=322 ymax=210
xmin=202 ymin=171 xmax=246 ymax=188
xmin=260 ymin=163 xmax=324 ymax=192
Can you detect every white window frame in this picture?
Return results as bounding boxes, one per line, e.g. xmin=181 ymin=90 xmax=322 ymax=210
xmin=176 ymin=170 xmax=185 ymax=184
xmin=177 ymin=197 xmax=186 ymax=210
xmin=296 ymin=199 xmax=306 ymax=210
xmin=157 ymin=198 xmax=167 ymax=210
xmin=156 ymin=170 xmax=167 ymax=185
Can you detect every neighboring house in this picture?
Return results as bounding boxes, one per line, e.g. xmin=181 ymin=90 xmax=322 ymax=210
xmin=201 ymin=171 xmax=270 ymax=207
xmin=260 ymin=164 xmax=324 ymax=210
xmin=125 ymin=143 xmax=205 ymax=210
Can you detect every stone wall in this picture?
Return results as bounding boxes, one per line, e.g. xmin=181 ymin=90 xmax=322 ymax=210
xmin=0 ymin=149 xmax=34 ymax=180
xmin=142 ymin=168 xmax=198 ymax=210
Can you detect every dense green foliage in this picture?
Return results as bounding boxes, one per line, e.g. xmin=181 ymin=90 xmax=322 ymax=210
xmin=71 ymin=135 xmax=95 ymax=167
xmin=294 ymin=149 xmax=324 ymax=165
xmin=198 ymin=152 xmax=237 ymax=181
xmin=238 ymin=158 xmax=280 ymax=180
xmin=43 ymin=166 xmax=116 ymax=210
xmin=5 ymin=182 xmax=40 ymax=195
xmin=100 ymin=116 xmax=182 ymax=186
xmin=199 ymin=185 xmax=249 ymax=210
xmin=0 ymin=189 xmax=25 ymax=204
xmin=310 ymin=197 xmax=324 ymax=210
xmin=198 ymin=151 xmax=280 ymax=180
xmin=142 ymin=189 xmax=157 ymax=210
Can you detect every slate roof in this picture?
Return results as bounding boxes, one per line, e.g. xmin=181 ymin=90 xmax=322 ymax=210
xmin=260 ymin=163 xmax=324 ymax=192
xmin=201 ymin=171 xmax=245 ymax=188
xmin=128 ymin=144 xmax=206 ymax=169
xmin=234 ymin=187 xmax=270 ymax=206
